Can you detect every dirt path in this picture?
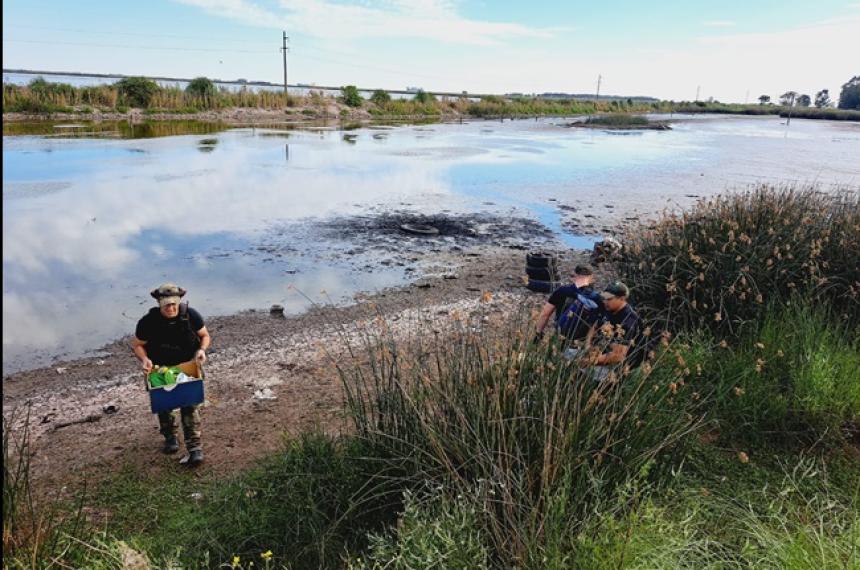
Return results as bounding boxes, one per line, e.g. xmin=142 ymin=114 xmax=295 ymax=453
xmin=3 ymin=247 xmax=611 ymax=494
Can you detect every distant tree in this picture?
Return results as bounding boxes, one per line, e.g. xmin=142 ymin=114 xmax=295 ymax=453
xmin=837 ymin=75 xmax=860 ymax=109
xmin=186 ymin=77 xmax=217 ymax=98
xmin=340 ymin=85 xmax=363 ymax=107
xmin=814 ymin=89 xmax=831 ymax=108
xmin=626 ymin=97 xmax=634 ymax=106
xmin=27 ymin=77 xmax=75 ymax=98
xmin=115 ymin=77 xmax=159 ymax=107
xmin=413 ymin=89 xmax=436 ymax=104
xmin=370 ymin=89 xmax=391 ymax=106
xmin=796 ymin=94 xmax=811 ymax=107
xmin=758 ymin=94 xmax=771 ymax=105
xmin=779 ymin=91 xmax=798 ymax=106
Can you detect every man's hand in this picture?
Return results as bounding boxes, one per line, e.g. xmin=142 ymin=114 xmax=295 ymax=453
xmin=141 ymin=358 xmax=153 ymax=374
xmin=195 ymin=349 xmax=207 ymax=365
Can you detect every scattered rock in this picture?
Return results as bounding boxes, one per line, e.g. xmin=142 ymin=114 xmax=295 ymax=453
xmin=253 ymin=388 xmax=277 ymax=400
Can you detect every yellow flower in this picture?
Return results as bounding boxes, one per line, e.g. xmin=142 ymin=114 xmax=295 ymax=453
xmin=232 ymin=556 xmax=241 ymax=568
xmin=261 ymin=550 xmax=273 ymax=560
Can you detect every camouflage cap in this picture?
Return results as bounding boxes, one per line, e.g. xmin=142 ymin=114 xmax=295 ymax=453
xmin=150 ymin=283 xmax=186 ymax=307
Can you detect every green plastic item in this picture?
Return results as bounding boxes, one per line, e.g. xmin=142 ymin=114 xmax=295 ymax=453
xmin=149 ymin=366 xmax=182 ymax=388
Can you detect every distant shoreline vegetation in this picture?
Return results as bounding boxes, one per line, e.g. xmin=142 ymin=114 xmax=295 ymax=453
xmin=3 ymin=76 xmax=860 ymax=122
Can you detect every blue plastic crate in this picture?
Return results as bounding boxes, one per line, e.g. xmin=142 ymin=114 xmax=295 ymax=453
xmin=147 ymin=361 xmax=204 ymax=413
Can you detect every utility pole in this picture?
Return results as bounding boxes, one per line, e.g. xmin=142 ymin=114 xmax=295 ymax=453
xmin=281 ymin=31 xmax=289 ymax=95
xmin=595 ymin=74 xmax=602 ymax=104
xmin=744 ymin=89 xmax=749 ymax=105
xmin=695 ymin=85 xmax=700 ymax=102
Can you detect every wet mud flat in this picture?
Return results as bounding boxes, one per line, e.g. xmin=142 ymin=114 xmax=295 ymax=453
xmin=256 ymin=210 xmax=562 ymax=276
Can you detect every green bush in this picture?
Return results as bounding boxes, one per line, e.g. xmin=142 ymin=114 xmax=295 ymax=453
xmin=618 ymin=185 xmax=860 ymax=336
xmin=370 ymin=89 xmax=391 ymax=106
xmin=349 ymin=490 xmax=490 ymax=570
xmin=413 ymin=90 xmax=436 ymax=104
xmin=341 ymin=85 xmax=363 ymax=108
xmin=185 ymin=76 xmax=216 ymax=99
xmin=114 ymin=76 xmax=159 ymax=107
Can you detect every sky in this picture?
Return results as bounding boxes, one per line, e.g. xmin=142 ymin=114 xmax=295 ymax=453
xmin=3 ymin=0 xmax=859 ymax=102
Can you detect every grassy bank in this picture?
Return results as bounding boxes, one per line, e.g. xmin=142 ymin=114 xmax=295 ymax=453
xmin=3 ymin=185 xmax=859 ymax=568
xmin=7 ymin=76 xmax=859 ymax=121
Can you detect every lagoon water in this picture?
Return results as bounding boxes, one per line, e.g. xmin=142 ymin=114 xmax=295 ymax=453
xmin=3 ymin=115 xmax=859 ymax=374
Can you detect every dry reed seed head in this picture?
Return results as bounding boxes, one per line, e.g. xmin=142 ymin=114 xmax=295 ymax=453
xmin=755 ymin=359 xmax=766 ymax=373
xmin=734 ymin=386 xmax=745 ymax=397
xmin=719 ymin=340 xmax=729 ymax=348
xmin=714 ymin=312 xmax=722 ymax=322
xmin=738 ymin=451 xmax=750 ymax=464
xmin=755 ymin=342 xmax=765 ymax=350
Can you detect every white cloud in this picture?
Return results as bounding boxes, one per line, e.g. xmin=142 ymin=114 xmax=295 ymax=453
xmin=175 ymin=0 xmax=555 ymax=46
xmin=703 ymin=20 xmax=736 ymax=28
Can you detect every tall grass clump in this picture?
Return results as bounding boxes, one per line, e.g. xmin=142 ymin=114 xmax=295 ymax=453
xmin=95 ymin=433 xmax=399 ymax=568
xmin=699 ymin=301 xmax=860 ymax=443
xmin=569 ymin=456 xmax=859 ymax=569
xmin=337 ymin=306 xmax=705 ymax=566
xmin=3 ymin=408 xmax=96 ymax=568
xmin=618 ymin=184 xmax=860 ymax=336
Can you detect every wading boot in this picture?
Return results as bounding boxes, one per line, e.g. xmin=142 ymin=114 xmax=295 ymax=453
xmin=188 ymin=449 xmax=204 ymax=466
xmin=163 ymin=436 xmax=180 ymax=454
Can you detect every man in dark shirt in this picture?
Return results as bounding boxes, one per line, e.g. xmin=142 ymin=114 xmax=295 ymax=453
xmin=534 ymin=264 xmax=602 ymax=342
xmin=560 ymin=281 xmax=640 ymax=382
xmin=589 ymin=281 xmax=640 ymax=367
xmin=132 ymin=283 xmax=211 ymax=465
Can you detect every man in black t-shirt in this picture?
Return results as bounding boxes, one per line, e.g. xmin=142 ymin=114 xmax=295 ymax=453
xmin=132 ymin=283 xmax=211 ymax=465
xmin=559 ymin=281 xmax=640 ymax=382
xmin=534 ymin=265 xmax=602 ymax=342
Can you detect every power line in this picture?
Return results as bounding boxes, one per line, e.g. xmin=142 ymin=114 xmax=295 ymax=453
xmin=7 ymin=25 xmax=275 ymax=46
xmin=3 ymin=39 xmax=274 ymax=54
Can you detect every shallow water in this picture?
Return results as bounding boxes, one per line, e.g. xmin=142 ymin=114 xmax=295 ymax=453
xmin=3 ymin=115 xmax=859 ymax=374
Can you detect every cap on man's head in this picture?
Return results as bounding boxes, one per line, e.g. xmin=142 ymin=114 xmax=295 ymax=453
xmin=602 ymin=281 xmax=630 ymax=299
xmin=150 ymin=282 xmax=187 ymax=307
xmin=573 ymin=264 xmax=594 ymax=276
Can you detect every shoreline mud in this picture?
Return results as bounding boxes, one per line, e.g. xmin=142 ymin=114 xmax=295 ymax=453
xmin=2 ymin=245 xmax=614 ymax=493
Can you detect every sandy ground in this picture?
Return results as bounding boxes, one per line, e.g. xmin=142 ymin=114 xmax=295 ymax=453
xmin=3 ymin=235 xmax=615 ymax=494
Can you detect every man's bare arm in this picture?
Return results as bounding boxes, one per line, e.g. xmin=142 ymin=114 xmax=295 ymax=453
xmin=131 ymin=337 xmax=153 ymax=373
xmin=195 ymin=326 xmax=211 ymax=363
xmin=535 ymin=303 xmax=556 ymax=335
xmin=596 ymin=343 xmax=629 ymax=366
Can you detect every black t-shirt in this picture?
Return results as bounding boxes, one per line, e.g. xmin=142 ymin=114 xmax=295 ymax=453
xmin=135 ymin=305 xmax=204 ymax=366
xmin=548 ymin=284 xmax=603 ymax=340
xmin=593 ymin=304 xmax=641 ymax=350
